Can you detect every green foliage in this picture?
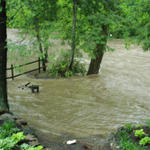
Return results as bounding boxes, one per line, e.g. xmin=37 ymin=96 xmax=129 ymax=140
xmin=114 ymin=0 xmax=150 ymax=50
xmin=0 ymin=137 xmax=16 ymax=150
xmin=146 ymin=120 xmax=150 ymax=128
xmin=0 ymin=132 xmax=26 ymax=150
xmin=111 ymin=1 xmax=138 ymax=39
xmin=21 ymin=143 xmax=44 ymax=150
xmin=136 ymin=124 xmax=143 ymax=128
xmin=135 ymin=0 xmax=150 ymax=51
xmin=8 ymin=41 xmax=33 ymax=58
xmin=7 ymin=0 xmax=58 ymax=64
xmin=117 ymin=130 xmax=143 ymax=150
xmin=134 ymin=129 xmax=146 ymax=138
xmin=139 ymin=137 xmax=150 ymax=146
xmin=28 ymin=146 xmax=43 ymax=150
xmin=1 ymin=120 xmax=16 ymax=131
xmin=0 ymin=121 xmax=44 ymax=150
xmin=7 ymin=0 xmax=58 ymax=28
xmin=124 ymin=123 xmax=133 ymax=132
xmin=0 ymin=4 xmax=2 ymax=13
xmin=21 ymin=143 xmax=31 ymax=150
xmin=6 ymin=0 xmax=150 ymax=78
xmin=57 ymin=0 xmax=121 ymax=68
xmin=48 ymin=51 xmax=86 ymax=78
xmin=11 ymin=132 xmax=26 ymax=143
xmin=0 ymin=121 xmax=19 ymax=139
xmin=0 ymin=121 xmax=24 ymax=150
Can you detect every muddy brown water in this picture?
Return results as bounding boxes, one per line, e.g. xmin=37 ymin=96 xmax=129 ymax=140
xmin=7 ymin=39 xmax=150 ymax=149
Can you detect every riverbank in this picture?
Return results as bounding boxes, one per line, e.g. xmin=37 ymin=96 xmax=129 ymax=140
xmin=0 ymin=113 xmax=104 ymax=150
xmin=2 ymin=112 xmax=150 ymax=150
xmin=0 ymin=113 xmax=120 ymax=150
xmin=0 ymin=113 xmax=47 ymax=150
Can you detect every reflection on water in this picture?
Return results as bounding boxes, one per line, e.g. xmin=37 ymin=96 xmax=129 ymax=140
xmin=8 ymin=40 xmax=150 ymax=145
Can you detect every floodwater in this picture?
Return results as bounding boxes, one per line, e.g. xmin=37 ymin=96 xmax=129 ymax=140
xmin=7 ymin=39 xmax=150 ymax=148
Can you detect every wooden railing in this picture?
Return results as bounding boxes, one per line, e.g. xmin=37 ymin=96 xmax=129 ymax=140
xmin=6 ymin=58 xmax=46 ymax=80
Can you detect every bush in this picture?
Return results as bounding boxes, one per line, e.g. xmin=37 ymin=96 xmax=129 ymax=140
xmin=21 ymin=143 xmax=44 ymax=150
xmin=139 ymin=137 xmax=150 ymax=146
xmin=117 ymin=130 xmax=142 ymax=150
xmin=0 ymin=121 xmax=19 ymax=139
xmin=48 ymin=51 xmax=86 ymax=78
xmin=134 ymin=129 xmax=146 ymax=138
xmin=0 ymin=132 xmax=26 ymax=150
xmin=0 ymin=121 xmax=44 ymax=150
xmin=124 ymin=123 xmax=133 ymax=132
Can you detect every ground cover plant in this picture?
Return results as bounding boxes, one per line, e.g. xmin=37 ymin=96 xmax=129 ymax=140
xmin=114 ymin=121 xmax=150 ymax=150
xmin=0 ymin=120 xmax=44 ymax=150
xmin=48 ymin=51 xmax=86 ymax=78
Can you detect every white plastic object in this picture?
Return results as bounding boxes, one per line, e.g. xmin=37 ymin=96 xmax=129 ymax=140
xmin=66 ymin=139 xmax=77 ymax=145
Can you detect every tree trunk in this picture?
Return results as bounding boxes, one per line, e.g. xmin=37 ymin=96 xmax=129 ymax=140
xmin=0 ymin=0 xmax=9 ymax=114
xmin=44 ymin=46 xmax=48 ymax=63
xmin=87 ymin=44 xmax=104 ymax=75
xmin=69 ymin=0 xmax=77 ymax=70
xmin=87 ymin=25 xmax=107 ymax=75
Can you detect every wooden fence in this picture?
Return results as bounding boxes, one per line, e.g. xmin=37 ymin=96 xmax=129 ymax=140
xmin=6 ymin=58 xmax=46 ymax=80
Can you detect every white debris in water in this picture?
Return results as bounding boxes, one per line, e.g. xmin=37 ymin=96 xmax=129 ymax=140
xmin=110 ymin=34 xmax=113 ymax=37
xmin=99 ymin=64 xmax=103 ymax=73
xmin=66 ymin=139 xmax=77 ymax=145
xmin=74 ymin=57 xmax=89 ymax=64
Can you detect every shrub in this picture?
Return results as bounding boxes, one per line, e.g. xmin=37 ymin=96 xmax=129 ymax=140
xmin=134 ymin=129 xmax=146 ymax=138
xmin=139 ymin=137 xmax=150 ymax=146
xmin=116 ymin=130 xmax=144 ymax=150
xmin=124 ymin=123 xmax=133 ymax=132
xmin=0 ymin=132 xmax=26 ymax=150
xmin=0 ymin=121 xmax=19 ymax=139
xmin=0 ymin=121 xmax=44 ymax=150
xmin=21 ymin=143 xmax=44 ymax=150
xmin=48 ymin=51 xmax=86 ymax=78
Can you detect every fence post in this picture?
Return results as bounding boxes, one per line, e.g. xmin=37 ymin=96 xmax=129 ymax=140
xmin=11 ymin=64 xmax=14 ymax=80
xmin=38 ymin=57 xmax=41 ymax=73
xmin=42 ymin=58 xmax=46 ymax=72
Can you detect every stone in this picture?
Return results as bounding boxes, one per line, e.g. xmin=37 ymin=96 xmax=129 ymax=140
xmin=116 ymin=146 xmax=120 ymax=149
xmin=0 ymin=113 xmax=15 ymax=121
xmin=16 ymin=119 xmax=28 ymax=126
xmin=26 ymin=134 xmax=38 ymax=141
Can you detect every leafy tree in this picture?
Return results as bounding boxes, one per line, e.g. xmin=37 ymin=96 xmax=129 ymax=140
xmin=57 ymin=0 xmax=79 ymax=71
xmin=135 ymin=0 xmax=150 ymax=50
xmin=7 ymin=0 xmax=149 ymax=77
xmin=0 ymin=0 xmax=9 ymax=114
xmin=50 ymin=0 xmax=86 ymax=77
xmin=78 ymin=0 xmax=123 ymax=75
xmin=58 ymin=0 xmax=121 ymax=75
xmin=111 ymin=0 xmax=139 ymax=39
xmin=113 ymin=0 xmax=150 ymax=51
xmin=7 ymin=0 xmax=58 ymax=70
